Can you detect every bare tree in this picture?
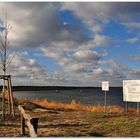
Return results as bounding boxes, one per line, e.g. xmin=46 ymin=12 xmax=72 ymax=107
xmin=0 ymin=15 xmax=15 ymax=74
xmin=0 ymin=14 xmax=15 ymax=117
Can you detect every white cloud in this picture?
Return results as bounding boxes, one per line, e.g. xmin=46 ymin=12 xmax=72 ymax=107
xmin=39 ymin=45 xmax=108 ymax=74
xmin=4 ymin=52 xmax=46 ymax=85
xmin=126 ymin=37 xmax=139 ymax=43
xmin=40 ymin=46 xmax=65 ymax=59
xmin=1 ymin=3 xmax=89 ymax=49
xmin=73 ymin=49 xmax=107 ymax=62
xmin=93 ymin=34 xmax=111 ymax=46
xmin=64 ymin=63 xmax=85 ymax=73
xmin=62 ymin=2 xmax=140 ymax=21
xmin=128 ymin=55 xmax=140 ymax=61
xmin=122 ymin=22 xmax=140 ymax=30
xmin=0 ymin=3 xmax=112 ymax=52
xmin=0 ymin=2 xmax=139 ymax=86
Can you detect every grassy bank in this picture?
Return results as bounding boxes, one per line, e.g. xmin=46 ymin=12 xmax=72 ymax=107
xmin=0 ymin=98 xmax=140 ymax=137
xmin=28 ymin=99 xmax=136 ymax=114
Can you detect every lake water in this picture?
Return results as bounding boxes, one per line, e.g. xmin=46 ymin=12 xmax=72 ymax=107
xmin=13 ymin=87 xmax=138 ymax=108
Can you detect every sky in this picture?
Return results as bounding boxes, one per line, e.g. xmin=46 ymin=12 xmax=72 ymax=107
xmin=0 ymin=2 xmax=140 ymax=86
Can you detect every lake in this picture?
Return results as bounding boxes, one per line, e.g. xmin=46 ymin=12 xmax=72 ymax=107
xmin=13 ymin=87 xmax=138 ymax=108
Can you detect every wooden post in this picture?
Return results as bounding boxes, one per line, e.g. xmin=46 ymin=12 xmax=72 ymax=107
xmin=0 ymin=75 xmax=15 ymax=118
xmin=6 ymin=79 xmax=11 ymax=115
xmin=1 ymin=79 xmax=5 ymax=118
xmin=18 ymin=105 xmax=39 ymax=137
xmin=8 ymin=77 xmax=15 ymax=117
xmin=21 ymin=113 xmax=25 ymax=135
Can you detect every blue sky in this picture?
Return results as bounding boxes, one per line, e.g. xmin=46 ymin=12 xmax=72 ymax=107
xmin=0 ymin=2 xmax=140 ymax=86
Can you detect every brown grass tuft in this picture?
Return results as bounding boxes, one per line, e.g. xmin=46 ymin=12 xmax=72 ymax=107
xmin=26 ymin=99 xmax=137 ymax=114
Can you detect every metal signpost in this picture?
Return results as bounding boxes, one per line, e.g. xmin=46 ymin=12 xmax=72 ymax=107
xmin=137 ymin=102 xmax=139 ymax=115
xmin=123 ymin=80 xmax=140 ymax=115
xmin=102 ymin=81 xmax=109 ymax=112
xmin=125 ymin=101 xmax=128 ymax=113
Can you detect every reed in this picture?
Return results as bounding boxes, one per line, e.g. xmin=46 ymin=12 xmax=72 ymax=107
xmin=27 ymin=99 xmax=136 ymax=114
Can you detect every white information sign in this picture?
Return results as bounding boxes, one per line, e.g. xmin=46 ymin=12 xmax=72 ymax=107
xmin=102 ymin=81 xmax=109 ymax=91
xmin=123 ymin=80 xmax=140 ymax=102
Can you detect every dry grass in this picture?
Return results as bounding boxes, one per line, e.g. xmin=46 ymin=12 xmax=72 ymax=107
xmin=1 ymin=98 xmax=140 ymax=137
xmin=28 ymin=99 xmax=136 ymax=114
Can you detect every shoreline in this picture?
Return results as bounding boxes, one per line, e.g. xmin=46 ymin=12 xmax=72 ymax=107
xmin=2 ymin=86 xmax=122 ymax=91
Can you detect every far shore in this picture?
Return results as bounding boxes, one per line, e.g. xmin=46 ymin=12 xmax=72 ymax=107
xmin=0 ymin=85 xmax=122 ymax=91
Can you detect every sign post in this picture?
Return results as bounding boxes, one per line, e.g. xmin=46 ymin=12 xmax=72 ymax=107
xmin=105 ymin=90 xmax=107 ymax=110
xmin=137 ymin=102 xmax=139 ymax=115
xmin=102 ymin=81 xmax=109 ymax=112
xmin=125 ymin=101 xmax=128 ymax=113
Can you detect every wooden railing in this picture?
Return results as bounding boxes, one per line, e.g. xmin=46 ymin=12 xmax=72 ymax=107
xmin=18 ymin=105 xmax=39 ymax=137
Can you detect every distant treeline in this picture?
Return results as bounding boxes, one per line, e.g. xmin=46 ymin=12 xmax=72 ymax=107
xmin=0 ymin=86 xmax=122 ymax=91
xmin=12 ymin=86 xmax=101 ymax=91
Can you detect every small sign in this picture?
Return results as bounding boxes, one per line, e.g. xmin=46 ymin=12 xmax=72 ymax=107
xmin=123 ymin=80 xmax=140 ymax=102
xmin=102 ymin=81 xmax=109 ymax=91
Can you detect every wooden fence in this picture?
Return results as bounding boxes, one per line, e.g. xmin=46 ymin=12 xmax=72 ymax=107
xmin=18 ymin=105 xmax=39 ymax=137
